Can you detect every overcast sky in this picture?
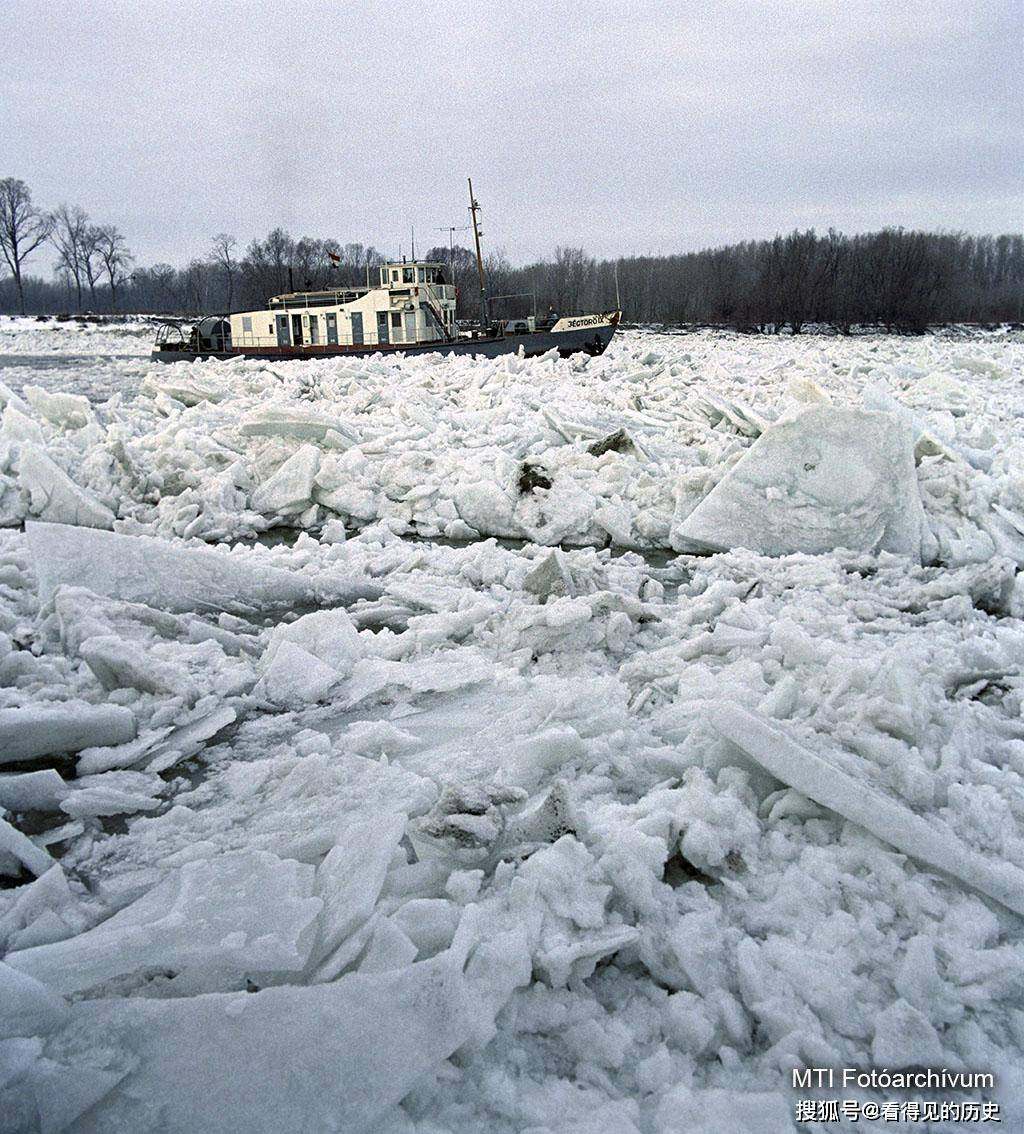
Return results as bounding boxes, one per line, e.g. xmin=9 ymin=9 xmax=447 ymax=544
xmin=2 ymin=0 xmax=1020 ymax=273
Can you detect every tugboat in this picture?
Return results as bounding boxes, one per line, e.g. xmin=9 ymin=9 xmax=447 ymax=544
xmin=152 ymin=181 xmax=620 ymax=363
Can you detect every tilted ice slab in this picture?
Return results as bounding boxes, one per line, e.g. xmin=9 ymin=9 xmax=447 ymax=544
xmin=0 ymin=960 xmax=70 ymax=1039
xmin=6 ymin=850 xmax=322 ymax=995
xmin=310 ymin=813 xmax=407 ymax=978
xmin=251 ymin=443 xmax=320 ymax=516
xmin=674 ymin=406 xmax=926 ymax=560
xmin=18 ymin=443 xmax=115 ymax=529
xmin=707 ymin=703 xmax=1024 ymax=918
xmin=0 ymin=814 xmax=55 ymax=877
xmin=27 ymin=521 xmax=378 ymax=615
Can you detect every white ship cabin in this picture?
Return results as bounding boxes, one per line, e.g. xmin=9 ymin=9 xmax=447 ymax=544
xmin=227 ymin=260 xmax=457 ymax=350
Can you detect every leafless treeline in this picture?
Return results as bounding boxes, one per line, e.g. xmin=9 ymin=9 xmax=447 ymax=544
xmin=0 ymin=179 xmax=132 ymax=316
xmin=475 ymin=230 xmax=1024 ymax=332
xmin=2 ymin=175 xmax=1021 ymax=332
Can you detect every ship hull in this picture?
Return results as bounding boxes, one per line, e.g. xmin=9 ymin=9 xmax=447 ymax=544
xmin=151 ymin=319 xmax=618 ymax=364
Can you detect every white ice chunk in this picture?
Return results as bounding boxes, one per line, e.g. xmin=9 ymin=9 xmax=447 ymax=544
xmin=263 ymin=607 xmax=364 ymax=676
xmin=0 ymin=865 xmax=87 ymax=952
xmin=356 ymin=916 xmax=419 ymax=973
xmin=251 ymin=444 xmax=320 ymax=515
xmin=27 ymin=521 xmax=337 ymax=614
xmin=674 ymin=406 xmax=925 ymax=559
xmin=454 ymin=480 xmax=515 ymax=534
xmin=0 ymin=815 xmax=54 ymax=878
xmin=2 ymin=404 xmax=43 ymax=443
xmin=707 ymin=703 xmax=1024 ymax=917
xmin=871 ymin=998 xmax=944 ymax=1066
xmin=240 ymin=408 xmax=359 ymax=443
xmin=390 ymin=898 xmax=462 ymax=958
xmin=143 ymin=705 xmax=238 ymax=774
xmin=536 ymin=924 xmax=641 ymax=988
xmin=76 ymin=727 xmax=175 ymax=776
xmin=254 ymin=641 xmax=342 ymax=707
xmin=0 ymin=771 xmax=70 ymax=812
xmin=18 ymin=443 xmax=115 ymax=529
xmin=60 ymin=770 xmax=164 ymax=818
xmin=22 ymin=385 xmax=92 ymax=429
xmin=312 ymin=813 xmax=407 ymax=977
xmin=522 ymin=550 xmax=575 ymax=599
xmin=144 ymin=372 xmax=226 ymax=405
xmin=0 ymin=703 xmax=136 ymax=765
xmin=345 ymin=652 xmax=494 ymax=707
xmin=79 ymin=635 xmax=198 ymax=698
xmin=0 ymin=380 xmax=31 ymax=416
xmin=6 ymin=850 xmax=322 ymax=995
xmin=11 ymin=1058 xmax=128 ymax=1134
xmin=0 ymin=962 xmax=69 ymax=1038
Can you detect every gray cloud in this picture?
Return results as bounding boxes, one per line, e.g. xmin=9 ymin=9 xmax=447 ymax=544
xmin=2 ymin=0 xmax=1020 ymax=271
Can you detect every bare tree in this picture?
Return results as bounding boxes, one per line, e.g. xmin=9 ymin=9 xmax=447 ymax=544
xmin=183 ymin=259 xmax=210 ymax=312
xmin=93 ymin=224 xmax=132 ymax=312
xmin=148 ymin=263 xmax=179 ymax=311
xmin=210 ymin=233 xmax=237 ymax=312
xmin=50 ymin=204 xmax=91 ymax=311
xmin=0 ymin=178 xmax=52 ymax=315
xmin=81 ymin=225 xmax=105 ymax=309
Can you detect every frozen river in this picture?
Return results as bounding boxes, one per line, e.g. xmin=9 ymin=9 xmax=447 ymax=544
xmin=1 ymin=316 xmax=1023 ymax=1132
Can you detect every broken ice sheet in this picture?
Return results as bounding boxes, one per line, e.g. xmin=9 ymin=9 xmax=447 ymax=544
xmin=5 ymin=850 xmax=322 ymax=996
xmin=310 ymin=813 xmax=407 ymax=979
xmin=0 ymin=863 xmax=91 ymax=952
xmin=26 ymin=940 xmax=476 ymax=1134
xmin=0 ymin=770 xmax=69 ymax=813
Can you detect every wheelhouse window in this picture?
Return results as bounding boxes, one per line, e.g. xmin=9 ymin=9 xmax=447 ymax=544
xmin=403 ymin=267 xmax=414 ymax=283
xmin=417 ymin=267 xmax=425 ymax=283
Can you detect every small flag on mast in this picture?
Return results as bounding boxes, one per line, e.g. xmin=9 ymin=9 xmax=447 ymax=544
xmin=328 ymin=251 xmax=341 ymax=264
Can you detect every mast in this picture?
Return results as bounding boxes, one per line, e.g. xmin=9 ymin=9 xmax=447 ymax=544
xmin=467 ymin=178 xmax=487 ymax=325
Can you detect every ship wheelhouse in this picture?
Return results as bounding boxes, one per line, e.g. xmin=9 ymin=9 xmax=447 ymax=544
xmin=227 ymin=260 xmax=457 ymax=352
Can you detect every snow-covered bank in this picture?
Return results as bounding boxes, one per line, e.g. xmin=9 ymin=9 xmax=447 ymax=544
xmin=1 ymin=322 xmax=1023 ymax=1132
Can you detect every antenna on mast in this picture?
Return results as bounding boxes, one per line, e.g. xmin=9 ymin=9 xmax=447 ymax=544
xmin=467 ymin=178 xmax=488 ymax=326
xmin=411 ymin=225 xmax=416 ymax=261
